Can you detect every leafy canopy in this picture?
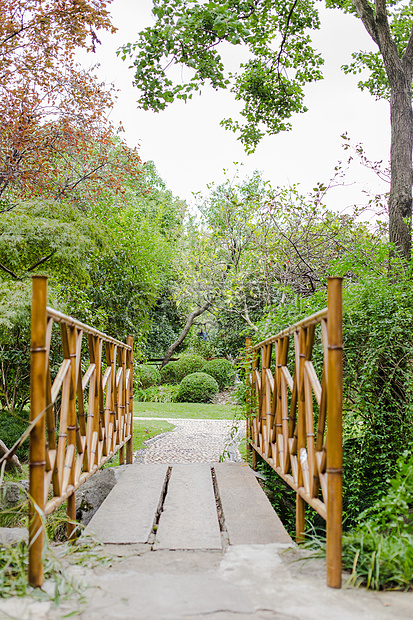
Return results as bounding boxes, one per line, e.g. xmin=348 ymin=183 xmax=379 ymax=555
xmin=120 ymin=0 xmax=413 ymax=150
xmin=119 ymin=0 xmax=324 ymax=152
xmin=0 ymin=0 xmax=117 ymax=199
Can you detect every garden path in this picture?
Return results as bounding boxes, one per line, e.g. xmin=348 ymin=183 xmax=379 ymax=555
xmin=135 ymin=417 xmax=244 ymax=463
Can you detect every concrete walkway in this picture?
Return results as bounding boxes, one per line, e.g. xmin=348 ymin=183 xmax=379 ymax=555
xmin=0 ymin=463 xmax=412 ymax=619
xmin=0 ymin=463 xmax=413 ymax=620
xmin=77 ymin=463 xmax=412 ymax=620
xmin=86 ymin=462 xmax=292 ymax=547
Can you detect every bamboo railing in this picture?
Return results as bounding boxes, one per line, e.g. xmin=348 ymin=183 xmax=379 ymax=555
xmin=29 ymin=276 xmax=134 ymax=586
xmin=246 ymin=277 xmax=343 ymax=588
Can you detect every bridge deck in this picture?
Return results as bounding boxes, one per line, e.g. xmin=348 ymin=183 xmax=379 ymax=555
xmin=86 ymin=462 xmax=292 ymax=548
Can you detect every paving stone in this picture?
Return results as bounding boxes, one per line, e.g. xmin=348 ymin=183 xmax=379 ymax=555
xmin=215 ymin=462 xmax=293 ymax=545
xmin=135 ymin=417 xmax=244 ymax=464
xmin=0 ymin=526 xmax=27 ymax=546
xmin=45 ymin=545 xmax=413 ymax=620
xmin=155 ymin=463 xmax=222 ymax=550
xmin=87 ymin=464 xmax=168 ymax=544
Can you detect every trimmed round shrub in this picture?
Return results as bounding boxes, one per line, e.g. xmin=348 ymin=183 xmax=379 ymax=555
xmin=176 ymin=372 xmax=219 ymax=403
xmin=159 ymin=361 xmax=179 ymax=384
xmin=137 ymin=364 xmax=161 ymax=389
xmin=174 ymin=354 xmax=206 ymax=382
xmin=203 ymin=358 xmax=235 ymax=390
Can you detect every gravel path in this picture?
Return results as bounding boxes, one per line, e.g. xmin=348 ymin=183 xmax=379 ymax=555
xmin=134 ymin=417 xmax=245 ymax=464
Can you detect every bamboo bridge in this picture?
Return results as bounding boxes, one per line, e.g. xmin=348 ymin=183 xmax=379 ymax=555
xmin=23 ymin=275 xmax=343 ymax=586
xmin=1 ymin=276 xmax=412 ymax=619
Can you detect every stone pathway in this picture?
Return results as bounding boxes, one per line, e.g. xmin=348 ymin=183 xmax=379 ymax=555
xmin=134 ymin=417 xmax=245 ymax=464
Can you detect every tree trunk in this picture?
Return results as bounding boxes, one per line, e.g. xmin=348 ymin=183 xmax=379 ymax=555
xmin=388 ymin=79 xmax=413 ymax=261
xmin=160 ymin=300 xmax=211 ymax=368
xmin=0 ymin=439 xmax=23 ymax=473
xmin=351 ymin=0 xmax=413 ymax=262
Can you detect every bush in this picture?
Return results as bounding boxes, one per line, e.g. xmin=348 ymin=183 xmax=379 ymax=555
xmin=341 ymin=275 xmax=413 ymax=525
xmin=136 ymin=364 xmax=161 ymax=389
xmin=174 ymin=354 xmax=206 ymax=382
xmin=159 ymin=361 xmax=179 ymax=384
xmin=0 ymin=410 xmax=30 ymax=462
xmin=176 ymin=372 xmax=219 ymax=403
xmin=135 ymin=384 xmax=179 ymax=403
xmin=342 ymin=451 xmax=413 ymax=590
xmin=203 ymin=358 xmax=235 ymax=390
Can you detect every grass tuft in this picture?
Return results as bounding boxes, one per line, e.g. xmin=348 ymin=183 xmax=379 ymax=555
xmin=0 ymin=530 xmax=111 ymax=603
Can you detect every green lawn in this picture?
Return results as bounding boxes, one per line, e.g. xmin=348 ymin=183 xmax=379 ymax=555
xmin=132 ymin=419 xmax=176 ymax=450
xmin=102 ymin=419 xmax=176 ymax=468
xmin=133 ymin=401 xmax=240 ymax=420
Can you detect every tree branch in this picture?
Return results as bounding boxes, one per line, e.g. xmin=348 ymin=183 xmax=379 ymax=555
xmin=375 ymin=0 xmax=387 ymax=21
xmin=210 ymin=297 xmax=259 ymax=331
xmin=0 ymin=439 xmax=23 ymax=473
xmin=402 ymin=26 xmax=413 ymax=73
xmin=0 ymin=263 xmax=19 ymax=279
xmin=0 ymin=204 xmax=16 ymax=214
xmin=351 ymin=0 xmax=380 ymax=45
xmin=26 ymin=250 xmax=56 ymax=272
xmin=56 ymin=163 xmax=107 ymax=198
xmin=242 ymin=298 xmax=258 ymax=332
xmin=268 ymin=213 xmax=316 ymax=276
xmin=161 ymin=300 xmax=212 ymax=368
xmin=276 ymin=0 xmax=299 ymax=72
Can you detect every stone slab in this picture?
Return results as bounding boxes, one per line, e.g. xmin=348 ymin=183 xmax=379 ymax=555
xmin=44 ymin=546 xmax=413 ymax=620
xmin=0 ymin=527 xmax=27 ymax=547
xmin=76 ymin=465 xmax=128 ymax=525
xmin=214 ymin=462 xmax=293 ymax=545
xmin=156 ymin=463 xmax=222 ymax=550
xmin=86 ymin=463 xmax=168 ymax=544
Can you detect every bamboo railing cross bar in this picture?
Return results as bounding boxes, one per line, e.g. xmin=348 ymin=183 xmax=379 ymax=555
xmin=29 ymin=276 xmax=134 ymax=587
xmin=246 ymin=277 xmax=343 ymax=589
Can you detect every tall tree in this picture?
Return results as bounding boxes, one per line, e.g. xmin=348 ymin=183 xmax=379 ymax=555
xmin=339 ymin=0 xmax=413 ymax=260
xmin=0 ymin=0 xmax=116 ymax=200
xmin=121 ymin=0 xmax=413 ymax=261
xmin=165 ymin=171 xmax=383 ymax=361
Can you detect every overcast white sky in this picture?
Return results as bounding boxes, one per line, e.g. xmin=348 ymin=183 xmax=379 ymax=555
xmin=78 ymin=0 xmax=390 ymax=212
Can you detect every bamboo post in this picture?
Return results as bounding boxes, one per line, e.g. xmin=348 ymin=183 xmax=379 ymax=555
xmin=126 ymin=336 xmax=134 ymax=464
xmin=109 ymin=343 xmax=116 ymax=455
xmin=29 ymin=276 xmax=47 ymax=587
xmin=66 ymin=326 xmax=77 ymax=540
xmin=326 ymin=277 xmax=343 ymax=589
xmin=118 ymin=347 xmax=126 ymax=465
xmin=251 ymin=446 xmax=257 ymax=470
xmin=296 ymin=492 xmax=305 ymax=543
xmin=245 ymin=337 xmax=252 ymax=461
xmin=264 ymin=343 xmax=273 ymax=458
xmin=296 ymin=327 xmax=306 ymax=543
xmin=251 ymin=346 xmax=259 ymax=470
